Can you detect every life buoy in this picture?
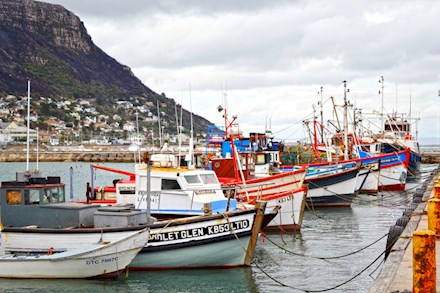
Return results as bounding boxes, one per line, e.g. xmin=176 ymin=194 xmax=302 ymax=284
xmin=405 ymin=134 xmax=412 ymax=140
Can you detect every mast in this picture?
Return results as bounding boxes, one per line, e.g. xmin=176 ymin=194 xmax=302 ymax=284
xmin=312 ymin=104 xmax=318 ymax=150
xmin=189 ymin=83 xmax=194 ymax=166
xmin=26 ymin=80 xmax=31 ymax=171
xmin=343 ymin=80 xmax=349 ymax=160
xmin=179 ymin=95 xmax=183 ymax=168
xmin=379 ymin=76 xmax=385 ymax=133
xmin=135 ymin=111 xmax=141 ymax=163
xmin=36 ymin=127 xmax=39 ymax=170
xmin=319 ymin=86 xmax=324 ymax=143
xmin=409 ymin=87 xmax=412 ymax=135
xmin=156 ymin=101 xmax=162 ymax=148
xmin=330 ymin=96 xmax=341 ymax=132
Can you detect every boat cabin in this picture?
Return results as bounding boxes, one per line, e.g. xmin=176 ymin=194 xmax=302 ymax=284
xmin=0 ymin=173 xmax=99 ymax=228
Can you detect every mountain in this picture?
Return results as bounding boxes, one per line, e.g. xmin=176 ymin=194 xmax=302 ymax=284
xmin=0 ymin=0 xmax=212 ymax=137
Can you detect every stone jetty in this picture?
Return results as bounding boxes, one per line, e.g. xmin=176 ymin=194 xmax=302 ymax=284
xmin=0 ymin=145 xmax=144 ymax=163
xmin=422 ymin=152 xmax=440 ymax=164
xmin=0 ymin=146 xmax=438 ymax=163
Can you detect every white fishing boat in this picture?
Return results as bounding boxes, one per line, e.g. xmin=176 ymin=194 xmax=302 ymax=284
xmin=305 ymin=164 xmax=360 ymax=207
xmin=3 ymin=204 xmax=266 ymax=270
xmin=90 ymin=162 xmax=237 ymax=218
xmin=0 ymin=227 xmax=149 ymax=279
xmin=85 ymin=161 xmax=279 ymax=230
xmin=280 ymin=162 xmax=360 ymax=208
xmin=1 ymin=164 xmax=268 ymax=270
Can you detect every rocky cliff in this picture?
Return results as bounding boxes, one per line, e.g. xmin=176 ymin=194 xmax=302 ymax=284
xmin=0 ymin=0 xmax=153 ymax=99
xmin=0 ymin=0 xmax=211 ymax=134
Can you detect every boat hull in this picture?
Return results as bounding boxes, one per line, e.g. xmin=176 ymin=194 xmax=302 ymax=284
xmin=305 ymin=167 xmax=359 ymax=208
xmin=377 ymin=149 xmax=410 ymax=191
xmin=0 ymin=228 xmax=148 ymax=279
xmin=251 ymin=187 xmax=307 ymax=232
xmin=2 ymin=208 xmax=262 ymax=270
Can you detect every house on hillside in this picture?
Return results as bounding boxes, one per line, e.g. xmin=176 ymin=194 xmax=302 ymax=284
xmin=0 ymin=121 xmax=37 ymax=142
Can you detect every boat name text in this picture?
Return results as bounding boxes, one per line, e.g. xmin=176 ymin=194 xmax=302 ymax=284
xmin=86 ymin=256 xmax=118 ymax=265
xmin=149 ymin=219 xmax=250 ymax=242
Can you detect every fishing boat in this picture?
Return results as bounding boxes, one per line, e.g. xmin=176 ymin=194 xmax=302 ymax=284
xmin=209 ymin=147 xmax=307 ymax=231
xmin=304 ymin=163 xmax=360 ymax=207
xmin=377 ymin=114 xmax=421 ymax=175
xmin=82 ymin=161 xmax=278 ymax=228
xmin=0 ymin=228 xmax=149 ymax=279
xmin=354 ymin=140 xmax=410 ymax=191
xmin=0 ymin=164 xmax=268 ymax=270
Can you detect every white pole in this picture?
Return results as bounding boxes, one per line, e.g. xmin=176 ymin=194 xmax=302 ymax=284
xmin=26 ymin=80 xmax=31 ymax=171
xmin=157 ymin=101 xmax=162 ymax=148
xmin=343 ymin=81 xmax=349 ymax=160
xmin=189 ymin=82 xmax=194 ymax=166
xmin=379 ymin=76 xmax=384 ymax=133
xmin=36 ymin=127 xmax=39 ymax=170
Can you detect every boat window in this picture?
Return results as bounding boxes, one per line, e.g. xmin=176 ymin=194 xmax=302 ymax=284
xmin=200 ymin=174 xmax=219 ymax=185
xmin=6 ymin=190 xmax=21 ymax=205
xmin=44 ymin=188 xmax=52 ymax=203
xmin=50 ymin=186 xmax=65 ymax=203
xmin=24 ymin=189 xmax=40 ymax=205
xmin=255 ymin=154 xmax=269 ymax=165
xmin=184 ymin=175 xmax=201 ymax=184
xmin=162 ymin=179 xmax=181 ymax=190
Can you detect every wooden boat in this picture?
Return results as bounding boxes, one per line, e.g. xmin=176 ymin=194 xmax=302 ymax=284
xmin=377 ymin=113 xmax=422 ymax=175
xmin=211 ymin=150 xmax=307 ymax=231
xmin=85 ymin=162 xmax=279 ymax=230
xmin=3 ymin=203 xmax=266 ymax=270
xmin=355 ymin=144 xmax=410 ymax=191
xmin=0 ymin=167 xmax=267 ymax=270
xmin=0 ymin=228 xmax=149 ymax=279
xmin=304 ymin=163 xmax=360 ymax=207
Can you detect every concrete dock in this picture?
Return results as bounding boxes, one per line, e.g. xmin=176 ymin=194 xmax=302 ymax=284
xmin=369 ymin=165 xmax=440 ymax=292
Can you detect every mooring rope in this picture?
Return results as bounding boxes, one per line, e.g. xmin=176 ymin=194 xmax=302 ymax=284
xmin=263 ymin=232 xmax=387 ymax=260
xmin=252 ymin=249 xmax=387 ymax=293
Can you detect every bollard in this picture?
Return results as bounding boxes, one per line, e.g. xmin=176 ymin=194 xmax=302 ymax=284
xmin=434 ymin=184 xmax=440 ymax=199
xmin=203 ymin=203 xmax=212 ymax=215
xmin=413 ymin=230 xmax=436 ymax=293
xmin=428 ymin=199 xmax=440 ymax=234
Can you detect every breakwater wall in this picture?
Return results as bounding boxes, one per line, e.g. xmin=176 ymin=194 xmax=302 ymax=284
xmin=0 ymin=151 xmax=137 ymax=162
xmin=421 ymin=152 xmax=440 ymax=164
xmin=0 ymin=150 xmax=438 ymax=163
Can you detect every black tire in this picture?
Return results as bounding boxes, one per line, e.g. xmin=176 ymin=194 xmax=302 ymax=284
xmin=395 ymin=216 xmax=410 ymax=228
xmin=385 ymin=225 xmax=404 ymax=259
xmin=403 ymin=206 xmax=415 ymax=216
xmin=409 ymin=202 xmax=419 ymax=211
xmin=413 ymin=195 xmax=422 ymax=203
xmin=414 ymin=188 xmax=424 ymax=196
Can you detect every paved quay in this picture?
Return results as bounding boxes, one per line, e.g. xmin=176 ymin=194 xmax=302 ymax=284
xmin=369 ymin=165 xmax=440 ymax=292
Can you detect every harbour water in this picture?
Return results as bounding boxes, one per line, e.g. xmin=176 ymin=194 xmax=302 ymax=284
xmin=0 ymin=161 xmax=438 ymax=292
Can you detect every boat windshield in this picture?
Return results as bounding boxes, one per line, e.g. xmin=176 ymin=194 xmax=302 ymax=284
xmin=199 ymin=174 xmax=219 ymax=185
xmin=184 ymin=175 xmax=201 ymax=184
xmin=44 ymin=186 xmax=65 ymax=203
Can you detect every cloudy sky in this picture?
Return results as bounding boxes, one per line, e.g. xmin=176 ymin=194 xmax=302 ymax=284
xmin=43 ymin=0 xmax=440 ymax=145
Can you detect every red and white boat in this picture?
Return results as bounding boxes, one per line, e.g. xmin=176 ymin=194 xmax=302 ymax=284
xmin=213 ymin=154 xmax=308 ymax=231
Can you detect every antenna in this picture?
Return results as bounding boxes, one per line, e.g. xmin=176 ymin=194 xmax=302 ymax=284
xmin=379 ymin=76 xmax=384 ymax=133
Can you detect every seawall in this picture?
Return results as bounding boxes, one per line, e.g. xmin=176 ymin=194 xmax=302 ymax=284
xmin=421 ymin=152 xmax=440 ymax=164
xmin=0 ymin=147 xmax=438 ymax=163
